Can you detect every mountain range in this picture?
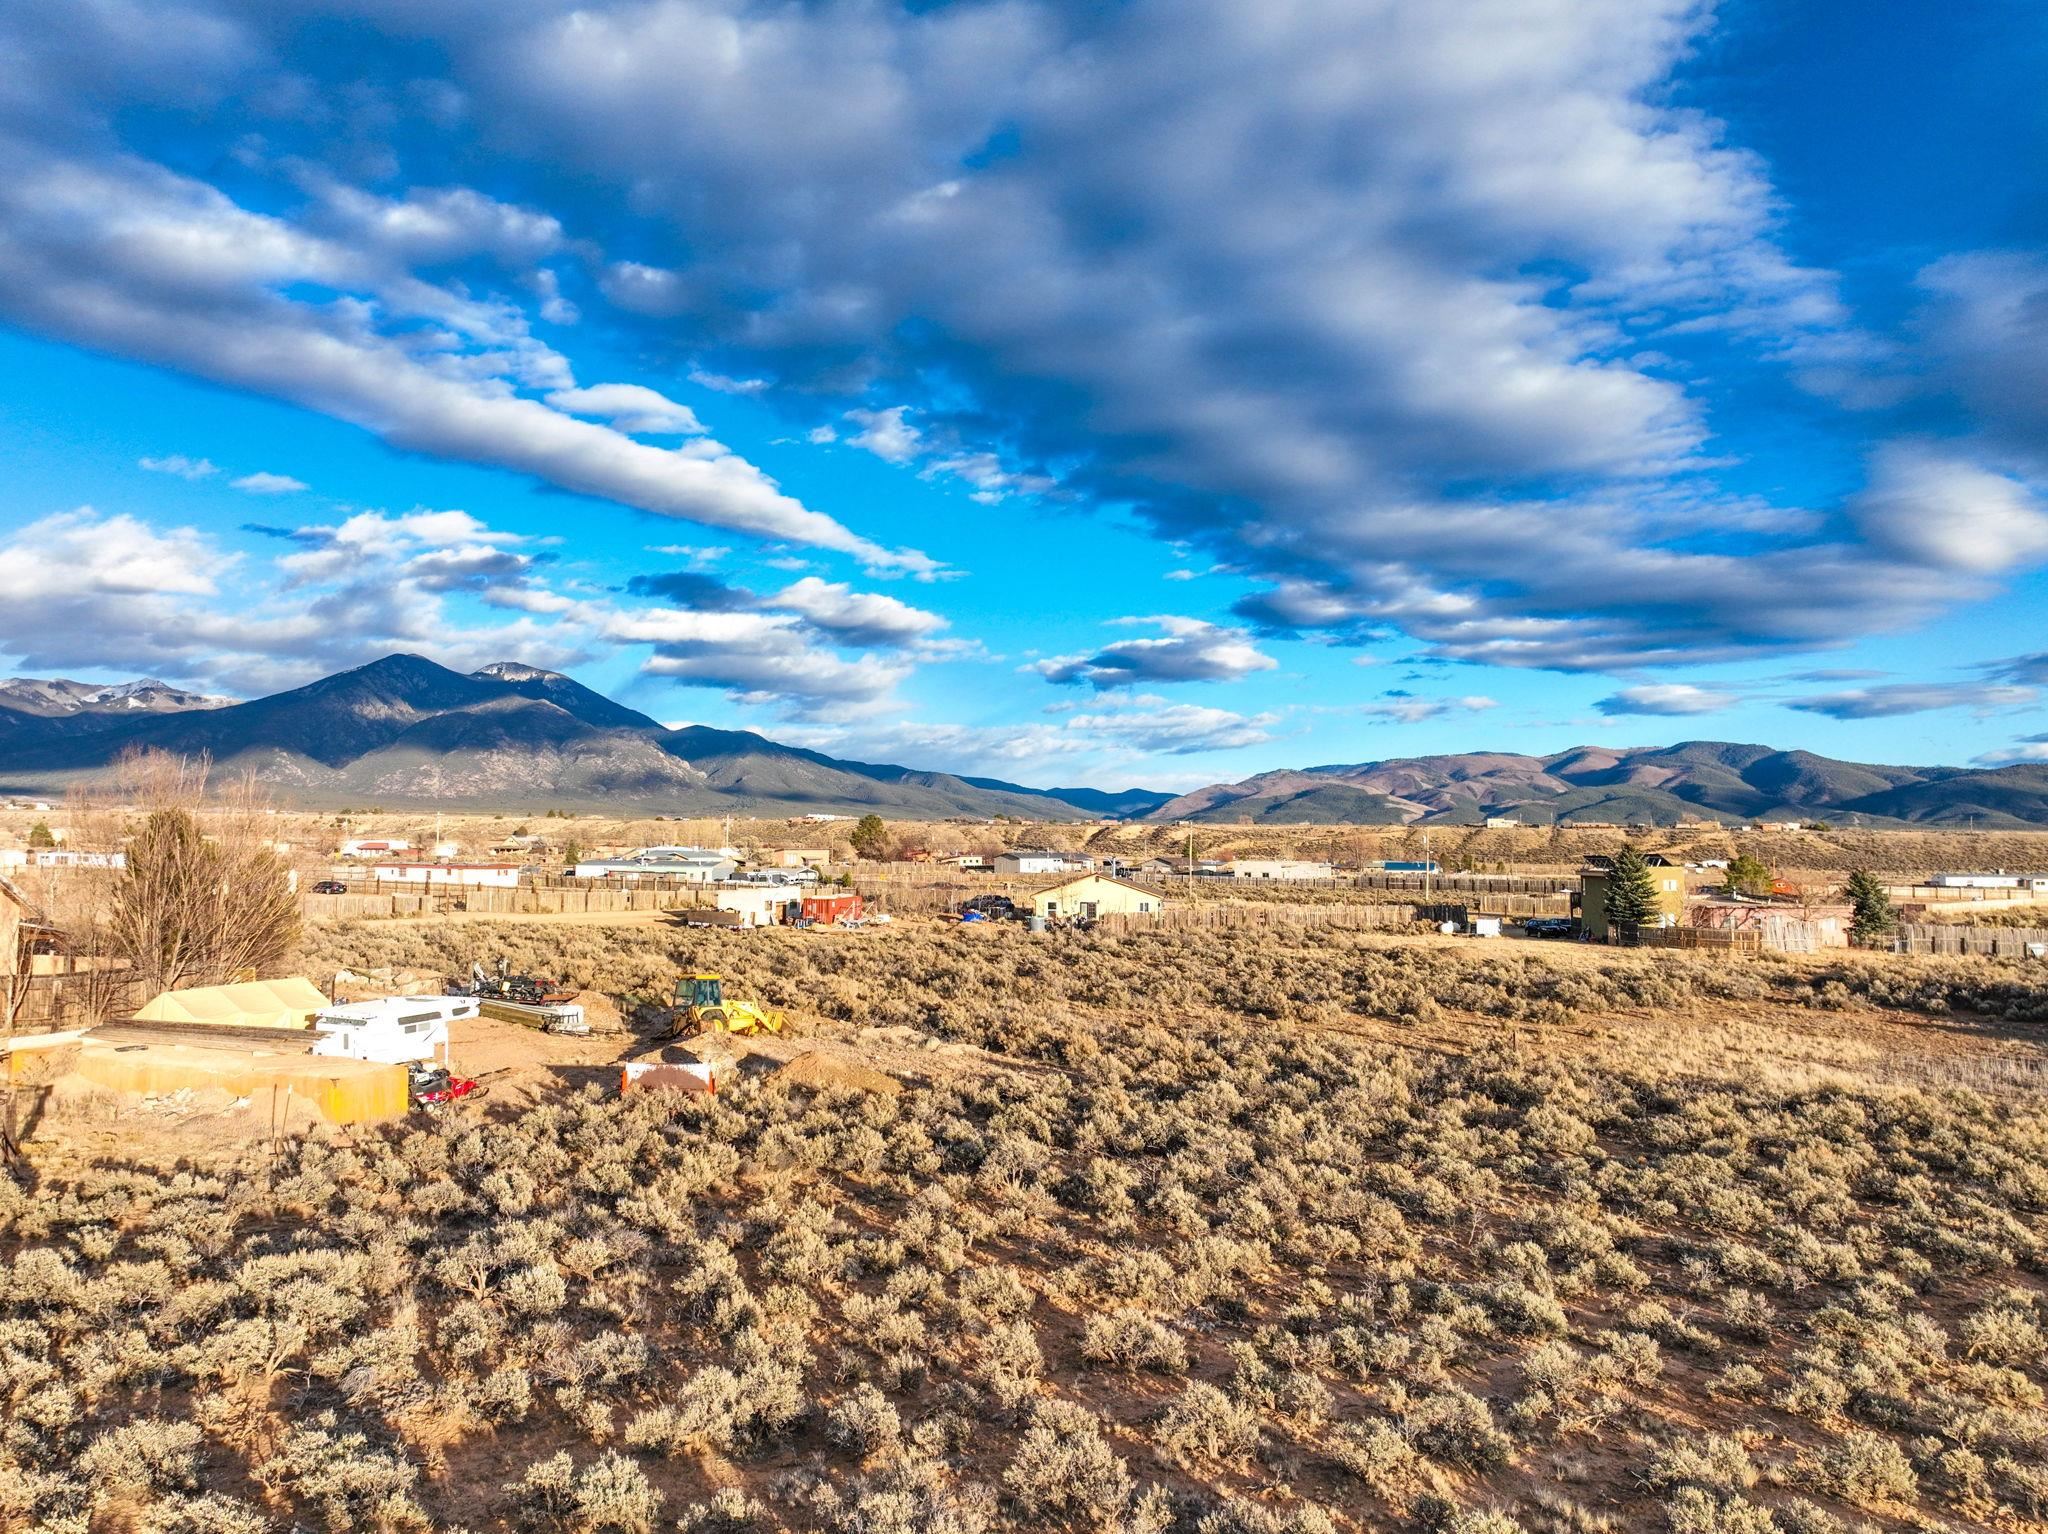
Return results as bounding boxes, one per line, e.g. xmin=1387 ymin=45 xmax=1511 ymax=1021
xmin=1150 ymin=742 xmax=2048 ymax=828
xmin=4 ymin=656 xmax=2048 ymax=825
xmin=0 ymin=655 xmax=1167 ymax=819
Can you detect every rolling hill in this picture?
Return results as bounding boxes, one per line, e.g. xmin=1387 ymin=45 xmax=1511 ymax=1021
xmin=1145 ymin=741 xmax=2048 ymax=828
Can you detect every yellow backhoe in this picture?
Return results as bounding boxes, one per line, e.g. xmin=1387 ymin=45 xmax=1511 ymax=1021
xmin=664 ymin=972 xmax=786 ymax=1040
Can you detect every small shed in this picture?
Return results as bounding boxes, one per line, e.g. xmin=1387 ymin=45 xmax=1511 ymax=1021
xmin=133 ymin=977 xmax=332 ymax=1031
xmin=713 ymin=886 xmax=795 ymax=928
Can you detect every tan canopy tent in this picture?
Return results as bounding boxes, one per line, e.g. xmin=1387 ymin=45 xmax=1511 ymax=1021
xmin=133 ymin=977 xmax=331 ymax=1031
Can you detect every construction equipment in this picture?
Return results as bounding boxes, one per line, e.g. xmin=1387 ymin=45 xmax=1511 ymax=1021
xmin=664 ymin=972 xmax=785 ymax=1040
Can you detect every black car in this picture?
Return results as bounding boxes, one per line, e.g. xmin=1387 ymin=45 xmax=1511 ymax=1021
xmin=1522 ymin=916 xmax=1579 ymax=939
xmin=310 ymin=880 xmax=348 ymax=894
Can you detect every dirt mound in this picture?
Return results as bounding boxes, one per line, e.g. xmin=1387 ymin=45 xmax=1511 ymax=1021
xmin=769 ymin=1049 xmax=902 ymax=1096
xmin=577 ymin=991 xmax=626 ymax=1034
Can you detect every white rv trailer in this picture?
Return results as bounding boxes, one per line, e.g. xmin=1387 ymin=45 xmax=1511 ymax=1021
xmin=310 ymin=995 xmax=476 ymax=1065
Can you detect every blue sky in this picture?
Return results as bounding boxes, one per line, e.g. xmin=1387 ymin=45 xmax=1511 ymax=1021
xmin=1 ymin=0 xmax=2046 ymax=792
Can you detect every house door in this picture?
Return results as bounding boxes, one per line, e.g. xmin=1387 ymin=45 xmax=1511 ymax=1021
xmin=1081 ymin=901 xmax=1098 ymax=918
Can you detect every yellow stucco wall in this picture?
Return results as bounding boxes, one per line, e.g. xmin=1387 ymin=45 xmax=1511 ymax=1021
xmin=72 ymin=1041 xmax=407 ymax=1124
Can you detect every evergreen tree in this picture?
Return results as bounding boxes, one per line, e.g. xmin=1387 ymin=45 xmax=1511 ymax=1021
xmin=849 ymin=814 xmax=889 ymax=860
xmin=1845 ymin=869 xmax=1897 ymax=947
xmin=1603 ymin=845 xmax=1662 ymax=930
xmin=1726 ymin=853 xmax=1772 ymax=896
xmin=26 ymin=820 xmax=53 ymax=849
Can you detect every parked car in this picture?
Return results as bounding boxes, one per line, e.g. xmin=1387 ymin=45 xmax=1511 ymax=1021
xmin=1521 ymin=916 xmax=1579 ymax=939
xmin=310 ymin=879 xmax=348 ymax=894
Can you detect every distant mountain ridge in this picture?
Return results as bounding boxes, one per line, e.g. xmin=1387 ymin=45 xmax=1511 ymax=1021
xmin=5 ymin=659 xmax=2047 ymax=825
xmin=1145 ymin=740 xmax=2048 ymax=828
xmin=0 ymin=654 xmax=1155 ymax=818
xmin=0 ymin=675 xmax=232 ymax=727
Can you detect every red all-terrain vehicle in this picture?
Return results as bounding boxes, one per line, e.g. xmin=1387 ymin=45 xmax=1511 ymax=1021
xmin=408 ymin=1062 xmax=485 ymax=1110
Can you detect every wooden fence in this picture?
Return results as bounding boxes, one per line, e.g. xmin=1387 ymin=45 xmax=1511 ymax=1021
xmin=1352 ymin=872 xmax=1581 ymax=895
xmin=304 ymin=885 xmax=703 ymax=921
xmin=1096 ymin=903 xmax=1431 ymax=934
xmin=1895 ymin=924 xmax=2048 ymax=957
xmin=10 ymin=968 xmax=140 ymax=1028
xmin=1625 ymin=925 xmax=1764 ymax=954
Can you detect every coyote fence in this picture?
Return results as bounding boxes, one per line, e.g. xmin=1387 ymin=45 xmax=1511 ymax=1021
xmin=1894 ymin=924 xmax=2048 ymax=958
xmin=1097 ymin=903 xmax=1429 ymax=934
xmin=304 ymin=886 xmax=699 ymax=921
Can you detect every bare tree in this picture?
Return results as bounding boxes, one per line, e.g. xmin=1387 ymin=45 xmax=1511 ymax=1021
xmin=89 ymin=750 xmax=300 ymax=997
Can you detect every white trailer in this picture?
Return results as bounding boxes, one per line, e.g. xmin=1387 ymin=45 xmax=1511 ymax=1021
xmin=310 ymin=995 xmax=476 ymax=1065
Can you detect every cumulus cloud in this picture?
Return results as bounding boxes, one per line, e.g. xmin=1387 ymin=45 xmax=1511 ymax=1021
xmin=138 ymin=454 xmax=216 ymax=479
xmin=1785 ymin=682 xmax=2035 ymax=720
xmin=1975 ymin=737 xmax=2048 ymax=766
xmin=768 ymin=577 xmax=948 ymax=648
xmin=10 ymin=0 xmax=2048 ymax=720
xmin=0 ymin=507 xmax=583 ymax=693
xmin=230 ymin=471 xmax=308 ymax=494
xmin=1034 ymin=617 xmax=1277 ymax=688
xmin=1848 ymin=443 xmax=2048 ymax=574
xmin=1595 ymin=683 xmax=1739 ymax=716
xmin=843 ymin=407 xmax=922 ymax=464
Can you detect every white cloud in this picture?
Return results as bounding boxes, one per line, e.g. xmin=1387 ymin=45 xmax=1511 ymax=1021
xmin=1357 ymin=693 xmax=1498 ymax=724
xmin=138 ymin=454 xmax=216 ymax=479
xmin=10 ymin=0 xmax=2043 ymax=702
xmin=1975 ymin=738 xmax=2048 ymax=766
xmin=769 ymin=576 xmax=948 ymax=648
xmin=545 ymin=383 xmax=705 ymax=436
xmin=646 ymin=544 xmax=730 ymax=568
xmin=230 ymin=471 xmax=307 ymax=494
xmin=689 ymin=368 xmax=769 ymax=396
xmin=843 ymin=406 xmax=922 ymax=464
xmin=0 ymin=507 xmax=583 ymax=694
xmin=1595 ymin=683 xmax=1738 ymax=716
xmin=1849 ymin=443 xmax=2048 ymax=575
xmin=1033 ymin=616 xmax=1277 ymax=688
xmin=1786 ymin=682 xmax=2035 ymax=720
xmin=0 ymin=146 xmax=937 ymax=576
xmin=1065 ymin=699 xmax=1280 ymax=753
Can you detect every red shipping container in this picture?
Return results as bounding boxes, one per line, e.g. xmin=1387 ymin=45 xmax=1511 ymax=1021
xmin=801 ymin=891 xmax=864 ymax=924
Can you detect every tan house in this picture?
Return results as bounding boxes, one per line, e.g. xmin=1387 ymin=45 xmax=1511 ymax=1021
xmin=1031 ymin=874 xmax=1165 ymax=921
xmin=1579 ymin=865 xmax=1688 ymax=940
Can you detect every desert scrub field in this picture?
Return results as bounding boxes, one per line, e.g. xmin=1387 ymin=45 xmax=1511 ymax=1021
xmin=5 ymin=923 xmax=2048 ymax=1532
xmin=304 ymin=917 xmax=2048 ymax=1035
